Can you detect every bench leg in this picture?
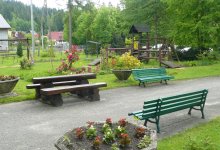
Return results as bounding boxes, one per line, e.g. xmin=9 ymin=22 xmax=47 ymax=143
xmin=200 ymin=106 xmax=205 ymax=119
xmin=41 ymin=94 xmax=63 ymax=107
xmin=156 ymin=117 xmax=160 ymax=133
xmin=35 ymin=88 xmax=41 ymax=99
xmin=144 ymin=120 xmax=148 ymax=126
xmin=164 ymin=80 xmax=167 ymax=84
xmin=188 ymin=107 xmax=193 ymax=115
xmin=88 ymin=89 xmax=100 ymax=101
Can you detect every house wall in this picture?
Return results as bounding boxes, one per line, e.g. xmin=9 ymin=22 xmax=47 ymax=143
xmin=0 ymin=29 xmax=9 ymax=51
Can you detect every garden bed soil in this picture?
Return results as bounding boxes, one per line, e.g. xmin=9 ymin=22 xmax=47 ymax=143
xmin=55 ymin=122 xmax=157 ymax=150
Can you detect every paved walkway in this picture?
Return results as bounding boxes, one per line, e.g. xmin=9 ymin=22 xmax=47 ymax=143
xmin=1 ymin=77 xmax=220 ymax=150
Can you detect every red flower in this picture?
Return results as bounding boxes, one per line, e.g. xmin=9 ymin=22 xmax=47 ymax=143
xmin=118 ymin=118 xmax=127 ymax=127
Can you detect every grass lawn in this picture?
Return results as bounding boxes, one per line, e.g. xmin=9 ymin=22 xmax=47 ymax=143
xmin=1 ymin=51 xmax=220 ymax=104
xmin=158 ymin=117 xmax=220 ymax=150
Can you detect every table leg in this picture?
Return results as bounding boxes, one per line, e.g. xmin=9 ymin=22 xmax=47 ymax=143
xmin=88 ymin=88 xmax=100 ymax=101
xmin=41 ymin=94 xmax=63 ymax=107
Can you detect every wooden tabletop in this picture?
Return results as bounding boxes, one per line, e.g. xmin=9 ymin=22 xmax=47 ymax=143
xmin=32 ymin=73 xmax=96 ymax=84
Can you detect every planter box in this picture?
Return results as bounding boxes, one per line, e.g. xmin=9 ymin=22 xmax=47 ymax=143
xmin=0 ymin=77 xmax=19 ymax=94
xmin=55 ymin=122 xmax=157 ymax=150
xmin=112 ymin=70 xmax=132 ymax=80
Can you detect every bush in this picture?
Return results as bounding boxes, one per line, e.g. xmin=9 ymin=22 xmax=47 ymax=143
xmin=173 ymin=47 xmax=211 ymax=61
xmin=20 ymin=58 xmax=33 ymax=69
xmin=16 ymin=42 xmax=23 ymax=57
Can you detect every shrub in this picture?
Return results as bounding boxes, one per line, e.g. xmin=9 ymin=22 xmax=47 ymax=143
xmin=111 ymin=52 xmax=141 ymax=70
xmin=16 ymin=42 xmax=23 ymax=57
xmin=20 ymin=58 xmax=32 ymax=69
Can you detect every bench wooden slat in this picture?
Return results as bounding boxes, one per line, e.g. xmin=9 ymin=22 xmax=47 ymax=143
xmin=41 ymin=82 xmax=107 ymax=96
xmin=144 ymin=99 xmax=159 ymax=105
xmin=143 ymin=103 xmax=158 ymax=109
xmin=33 ymin=73 xmax=96 ymax=83
xmin=162 ymin=90 xmax=204 ymax=101
xmin=161 ymin=95 xmax=203 ymax=105
xmin=26 ymin=84 xmax=41 ymax=89
xmin=161 ymin=97 xmax=202 ymax=109
xmin=26 ymin=81 xmax=78 ymax=89
xmin=160 ymin=102 xmax=201 ymax=116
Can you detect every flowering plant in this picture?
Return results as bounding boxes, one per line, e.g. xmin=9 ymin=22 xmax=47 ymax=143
xmin=86 ymin=125 xmax=97 ymax=139
xmin=135 ymin=127 xmax=146 ymax=138
xmin=0 ymin=75 xmax=17 ymax=81
xmin=111 ymin=52 xmax=141 ymax=70
xmin=56 ymin=45 xmax=79 ymax=73
xmin=92 ymin=136 xmax=102 ymax=149
xmin=118 ymin=118 xmax=127 ymax=127
xmin=106 ymin=118 xmax=113 ymax=126
xmin=75 ymin=127 xmax=84 ymax=139
xmin=119 ymin=133 xmax=131 ymax=148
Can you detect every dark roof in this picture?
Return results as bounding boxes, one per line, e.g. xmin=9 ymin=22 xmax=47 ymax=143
xmin=129 ymin=24 xmax=149 ymax=34
xmin=0 ymin=14 xmax=11 ymax=29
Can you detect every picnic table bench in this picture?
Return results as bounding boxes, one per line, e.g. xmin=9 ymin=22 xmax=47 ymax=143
xmin=132 ymin=68 xmax=174 ymax=87
xmin=26 ymin=73 xmax=107 ymax=106
xmin=128 ymin=89 xmax=208 ymax=133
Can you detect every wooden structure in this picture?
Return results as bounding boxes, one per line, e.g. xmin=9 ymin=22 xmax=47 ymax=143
xmin=132 ymin=68 xmax=174 ymax=87
xmin=128 ymin=89 xmax=208 ymax=133
xmin=26 ymin=73 xmax=107 ymax=106
xmin=129 ymin=24 xmax=170 ymax=62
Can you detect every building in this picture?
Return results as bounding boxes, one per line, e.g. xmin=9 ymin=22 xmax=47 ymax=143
xmin=0 ymin=14 xmax=11 ymax=51
xmin=48 ymin=32 xmax=63 ymax=42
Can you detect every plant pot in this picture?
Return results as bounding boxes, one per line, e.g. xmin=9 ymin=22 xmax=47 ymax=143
xmin=112 ymin=70 xmax=132 ymax=80
xmin=55 ymin=121 xmax=157 ymax=150
xmin=0 ymin=77 xmax=19 ymax=94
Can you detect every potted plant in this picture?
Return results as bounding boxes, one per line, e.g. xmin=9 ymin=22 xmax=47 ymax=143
xmin=111 ymin=52 xmax=141 ymax=80
xmin=0 ymin=75 xmax=19 ymax=94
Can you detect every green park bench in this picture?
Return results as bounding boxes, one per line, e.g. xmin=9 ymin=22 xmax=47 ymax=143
xmin=132 ymin=68 xmax=174 ymax=87
xmin=128 ymin=89 xmax=208 ymax=133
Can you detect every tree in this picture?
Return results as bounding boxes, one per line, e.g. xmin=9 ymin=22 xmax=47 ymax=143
xmin=91 ymin=6 xmax=120 ymax=44
xmin=165 ymin=0 xmax=220 ymax=50
xmin=17 ymin=42 xmax=23 ymax=57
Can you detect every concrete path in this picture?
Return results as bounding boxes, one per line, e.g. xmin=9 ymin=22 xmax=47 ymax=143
xmin=1 ymin=77 xmax=220 ymax=150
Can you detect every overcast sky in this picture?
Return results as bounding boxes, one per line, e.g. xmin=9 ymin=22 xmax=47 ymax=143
xmin=16 ymin=0 xmax=120 ymax=9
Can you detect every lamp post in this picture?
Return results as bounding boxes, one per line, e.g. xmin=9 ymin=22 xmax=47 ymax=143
xmin=68 ymin=0 xmax=72 ymax=51
xmin=31 ymin=0 xmax=35 ymax=61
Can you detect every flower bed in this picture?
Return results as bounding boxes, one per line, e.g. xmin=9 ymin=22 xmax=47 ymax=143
xmin=55 ymin=118 xmax=157 ymax=150
xmin=0 ymin=76 xmax=19 ymax=94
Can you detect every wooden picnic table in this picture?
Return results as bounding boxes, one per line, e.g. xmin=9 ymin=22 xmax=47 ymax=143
xmin=28 ymin=73 xmax=96 ymax=99
xmin=32 ymin=73 xmax=96 ymax=85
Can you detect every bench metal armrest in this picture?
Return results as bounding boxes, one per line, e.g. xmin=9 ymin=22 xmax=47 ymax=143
xmin=128 ymin=110 xmax=143 ymax=116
